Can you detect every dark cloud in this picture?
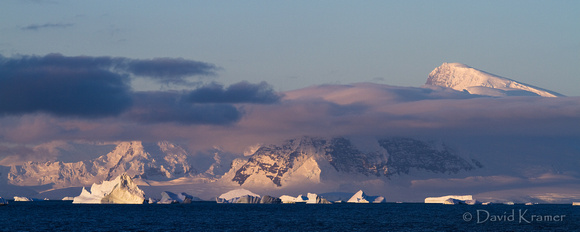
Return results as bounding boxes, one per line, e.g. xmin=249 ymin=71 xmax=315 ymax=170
xmin=0 ymin=53 xmax=220 ymax=118
xmin=0 ymin=55 xmax=132 ymax=117
xmin=125 ymin=58 xmax=218 ymax=85
xmin=127 ymin=92 xmax=242 ymax=125
xmin=186 ymin=81 xmax=282 ymax=104
xmin=21 ymin=23 xmax=74 ymax=31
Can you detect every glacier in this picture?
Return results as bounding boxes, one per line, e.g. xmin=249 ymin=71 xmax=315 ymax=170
xmin=72 ymin=173 xmax=145 ymax=204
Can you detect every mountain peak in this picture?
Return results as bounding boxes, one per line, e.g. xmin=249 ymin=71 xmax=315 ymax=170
xmin=426 ymin=63 xmax=563 ymax=97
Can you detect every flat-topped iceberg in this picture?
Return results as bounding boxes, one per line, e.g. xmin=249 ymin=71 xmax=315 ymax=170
xmin=347 ymin=190 xmax=386 ymax=203
xmin=280 ymin=194 xmax=308 ymax=203
xmin=158 ymin=191 xmax=202 ymax=204
xmin=13 ymin=196 xmax=43 ymax=202
xmin=216 ymin=189 xmax=281 ymax=204
xmin=72 ymin=173 xmax=145 ymax=204
xmin=216 ymin=189 xmax=260 ymax=203
xmin=425 ymin=195 xmax=474 ymax=204
xmin=279 ymin=193 xmax=331 ymax=204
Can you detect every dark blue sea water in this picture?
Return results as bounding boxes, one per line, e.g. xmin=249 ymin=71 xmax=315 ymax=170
xmin=1 ymin=201 xmax=578 ymax=231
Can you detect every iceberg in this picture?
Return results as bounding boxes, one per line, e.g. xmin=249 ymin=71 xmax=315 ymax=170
xmin=279 ymin=193 xmax=331 ymax=204
xmin=0 ymin=197 xmax=7 ymax=206
xmin=306 ymin=193 xmax=331 ymax=204
xmin=158 ymin=191 xmax=202 ymax=204
xmin=280 ymin=194 xmax=308 ymax=204
xmin=425 ymin=195 xmax=474 ymax=204
xmin=573 ymin=202 xmax=579 ymax=206
xmin=347 ymin=190 xmax=386 ymax=203
xmin=260 ymin=195 xmax=282 ymax=204
xmin=61 ymin=197 xmax=75 ymax=201
xmin=72 ymin=173 xmax=145 ymax=204
xmin=13 ymin=196 xmax=43 ymax=202
xmin=216 ymin=188 xmax=260 ymax=204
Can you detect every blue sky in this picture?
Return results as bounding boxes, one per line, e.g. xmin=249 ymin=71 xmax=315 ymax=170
xmin=1 ymin=0 xmax=579 ymax=95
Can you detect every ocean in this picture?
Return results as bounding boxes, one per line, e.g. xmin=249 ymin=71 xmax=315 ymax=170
xmin=1 ymin=201 xmax=578 ymax=231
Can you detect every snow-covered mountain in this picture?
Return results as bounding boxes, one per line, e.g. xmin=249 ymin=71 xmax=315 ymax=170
xmin=426 ymin=63 xmax=564 ymax=97
xmin=7 ymin=141 xmax=198 ymax=188
xmin=229 ymin=137 xmax=479 ymax=187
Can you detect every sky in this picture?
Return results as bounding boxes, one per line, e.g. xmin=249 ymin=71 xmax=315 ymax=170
xmin=1 ymin=0 xmax=579 ymax=95
xmin=0 ymin=0 xmax=579 ymax=165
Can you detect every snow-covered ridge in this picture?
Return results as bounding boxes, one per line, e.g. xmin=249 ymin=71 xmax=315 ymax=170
xmin=232 ymin=136 xmax=478 ymax=187
xmin=426 ymin=63 xmax=563 ymax=97
xmin=7 ymin=141 xmax=198 ymax=188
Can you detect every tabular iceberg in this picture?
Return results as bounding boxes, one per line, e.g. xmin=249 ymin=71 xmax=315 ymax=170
xmin=425 ymin=195 xmax=474 ymax=204
xmin=279 ymin=193 xmax=330 ymax=204
xmin=216 ymin=188 xmax=261 ymax=204
xmin=72 ymin=173 xmax=145 ymax=204
xmin=280 ymin=194 xmax=308 ymax=203
xmin=13 ymin=196 xmax=43 ymax=202
xmin=347 ymin=190 xmax=386 ymax=203
xmin=215 ymin=189 xmax=281 ymax=204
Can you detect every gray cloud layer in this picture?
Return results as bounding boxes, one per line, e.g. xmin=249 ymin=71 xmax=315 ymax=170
xmin=21 ymin=23 xmax=74 ymax=31
xmin=0 ymin=54 xmax=280 ymax=123
xmin=186 ymin=81 xmax=282 ymax=104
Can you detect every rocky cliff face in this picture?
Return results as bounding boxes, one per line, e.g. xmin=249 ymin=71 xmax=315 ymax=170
xmin=231 ymin=136 xmax=478 ymax=187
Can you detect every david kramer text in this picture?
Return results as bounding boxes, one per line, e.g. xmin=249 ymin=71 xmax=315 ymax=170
xmin=477 ymin=209 xmax=566 ymax=224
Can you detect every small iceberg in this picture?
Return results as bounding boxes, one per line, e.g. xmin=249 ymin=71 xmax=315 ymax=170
xmin=61 ymin=197 xmax=75 ymax=201
xmin=347 ymin=190 xmax=386 ymax=203
xmin=158 ymin=191 xmax=202 ymax=204
xmin=572 ymin=202 xmax=579 ymax=206
xmin=72 ymin=173 xmax=145 ymax=204
xmin=306 ymin=193 xmax=331 ymax=204
xmin=0 ymin=197 xmax=8 ymax=206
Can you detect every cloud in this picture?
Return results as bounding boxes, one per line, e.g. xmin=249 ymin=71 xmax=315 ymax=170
xmin=125 ymin=58 xmax=218 ymax=86
xmin=21 ymin=23 xmax=74 ymax=31
xmin=0 ymin=53 xmax=220 ymax=117
xmin=186 ymin=81 xmax=282 ymax=104
xmin=126 ymin=91 xmax=242 ymax=125
xmin=0 ymin=54 xmax=132 ymax=117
